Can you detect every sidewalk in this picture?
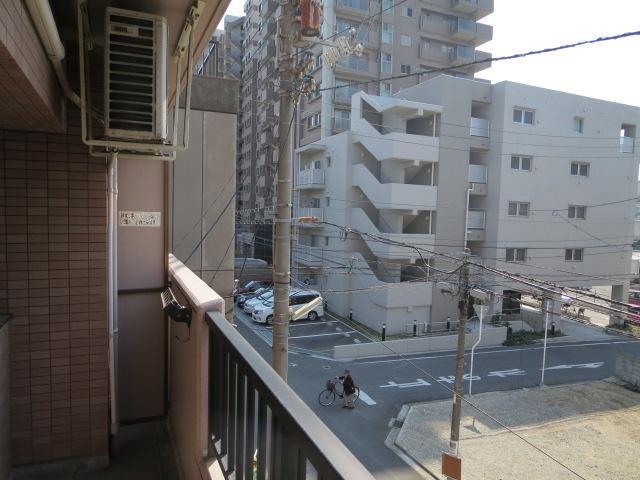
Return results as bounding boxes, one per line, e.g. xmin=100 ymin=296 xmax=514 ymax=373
xmin=393 ymin=381 xmax=640 ymax=480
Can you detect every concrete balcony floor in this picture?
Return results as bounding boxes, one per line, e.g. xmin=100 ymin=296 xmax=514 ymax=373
xmin=27 ymin=422 xmax=178 ymax=480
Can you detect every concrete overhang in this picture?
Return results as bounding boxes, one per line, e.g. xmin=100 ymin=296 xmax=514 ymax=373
xmin=296 ymin=143 xmax=327 ymax=154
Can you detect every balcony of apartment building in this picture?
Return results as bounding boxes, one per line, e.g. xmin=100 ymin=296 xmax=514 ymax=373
xmin=293 ymin=242 xmax=325 ymax=267
xmin=296 ymin=166 xmax=326 ymax=190
xmin=351 ymin=92 xmax=442 ymax=162
xmin=468 ymin=163 xmax=488 ymax=195
xmin=470 ymin=101 xmax=491 ymax=149
xmin=449 ymin=45 xmax=492 ymax=73
xmin=335 ymin=0 xmax=370 ymax=17
xmin=258 ymin=39 xmax=276 ymax=62
xmin=466 ymin=208 xmax=486 ymax=241
xmin=451 ymin=0 xmax=494 ymax=18
xmin=450 ymin=18 xmax=493 ymax=46
xmin=334 ymin=53 xmax=378 ymax=79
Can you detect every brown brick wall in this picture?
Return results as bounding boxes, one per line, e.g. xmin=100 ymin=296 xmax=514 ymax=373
xmin=0 ymin=110 xmax=109 ymax=465
xmin=0 ymin=0 xmax=65 ymax=133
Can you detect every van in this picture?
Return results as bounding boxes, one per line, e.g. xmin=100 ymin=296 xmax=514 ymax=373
xmin=251 ymin=289 xmax=324 ymax=324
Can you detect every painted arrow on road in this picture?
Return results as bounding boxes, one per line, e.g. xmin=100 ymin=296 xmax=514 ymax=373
xmin=544 ymin=362 xmax=604 ymax=370
xmin=487 ymin=369 xmax=526 ymax=378
xmin=379 ymin=378 xmax=432 ymax=389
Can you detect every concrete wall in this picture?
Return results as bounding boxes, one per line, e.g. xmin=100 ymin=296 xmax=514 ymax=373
xmin=0 ymin=320 xmax=11 ymax=480
xmin=615 ymin=353 xmax=640 ymax=390
xmin=167 ymin=255 xmax=224 ymax=480
xmin=333 ymin=326 xmax=507 ymax=359
xmin=172 ymin=76 xmax=238 ymax=320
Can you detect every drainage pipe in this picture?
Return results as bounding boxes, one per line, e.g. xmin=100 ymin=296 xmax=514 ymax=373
xmin=107 ymin=152 xmax=119 ymax=444
xmin=24 ymin=0 xmax=82 ymax=109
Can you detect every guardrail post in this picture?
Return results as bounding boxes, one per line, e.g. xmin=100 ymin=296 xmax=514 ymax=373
xmin=413 ymin=320 xmax=417 ymax=337
xmin=382 ymin=323 xmax=386 ymax=341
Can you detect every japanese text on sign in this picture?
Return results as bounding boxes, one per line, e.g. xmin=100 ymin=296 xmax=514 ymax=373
xmin=119 ymin=211 xmax=161 ymax=227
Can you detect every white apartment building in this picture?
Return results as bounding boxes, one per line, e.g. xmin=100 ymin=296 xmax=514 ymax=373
xmin=293 ymin=75 xmax=640 ymax=334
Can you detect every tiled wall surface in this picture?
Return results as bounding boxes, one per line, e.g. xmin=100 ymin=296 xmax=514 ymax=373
xmin=0 ymin=113 xmax=109 ymax=464
xmin=0 ymin=0 xmax=64 ymax=133
xmin=0 ymin=323 xmax=11 ymax=479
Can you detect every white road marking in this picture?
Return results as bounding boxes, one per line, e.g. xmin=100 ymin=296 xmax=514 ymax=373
xmin=380 ymin=378 xmax=432 ymax=389
xmin=488 ymin=369 xmax=526 ymax=378
xmin=356 ymin=340 xmax=638 ymax=365
xmin=437 ymin=374 xmax=480 ymax=384
xmin=545 ymin=362 xmax=604 ymax=370
xmin=336 ymin=326 xmax=343 ymax=332
xmin=288 ymin=320 xmax=339 ymax=327
xmin=288 ymin=330 xmax=357 ymax=339
xmin=358 ymin=389 xmax=377 ymax=405
xmin=354 ymin=338 xmax=361 ymax=344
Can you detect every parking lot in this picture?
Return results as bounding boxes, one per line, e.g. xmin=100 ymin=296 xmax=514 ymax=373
xmin=233 ymin=306 xmax=372 ymax=356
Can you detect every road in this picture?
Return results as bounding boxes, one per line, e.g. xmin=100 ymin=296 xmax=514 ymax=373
xmin=233 ymin=307 xmax=640 ymax=479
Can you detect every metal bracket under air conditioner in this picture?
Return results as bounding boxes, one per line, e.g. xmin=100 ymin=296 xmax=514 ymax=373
xmin=76 ymin=0 xmax=205 ymax=161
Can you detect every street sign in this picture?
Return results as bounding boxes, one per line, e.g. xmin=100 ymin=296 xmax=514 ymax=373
xmin=473 ymin=303 xmax=489 ymax=319
xmin=442 ymin=452 xmax=462 ymax=480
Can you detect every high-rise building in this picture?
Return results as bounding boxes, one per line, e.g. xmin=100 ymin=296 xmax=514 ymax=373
xmin=235 ymin=0 xmax=494 ymax=259
xmin=293 ymin=76 xmax=639 ymax=334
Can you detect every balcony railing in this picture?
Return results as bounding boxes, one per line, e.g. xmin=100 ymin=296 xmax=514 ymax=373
xmin=207 ymin=312 xmax=373 ymax=479
xmin=621 ymin=136 xmax=635 ymax=153
xmin=297 ymin=169 xmax=325 ymax=187
xmin=467 ymin=208 xmax=486 ymax=229
xmin=470 ymin=117 xmax=489 ymax=137
xmin=468 ymin=164 xmax=487 ymax=183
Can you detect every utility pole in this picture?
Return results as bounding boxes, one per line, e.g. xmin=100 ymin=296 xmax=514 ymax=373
xmin=449 ymin=250 xmax=470 ymax=462
xmin=272 ymin=0 xmax=295 ymax=380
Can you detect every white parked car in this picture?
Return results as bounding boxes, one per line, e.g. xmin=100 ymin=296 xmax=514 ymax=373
xmin=252 ymin=290 xmax=324 ymax=324
xmin=243 ymin=290 xmax=273 ymax=314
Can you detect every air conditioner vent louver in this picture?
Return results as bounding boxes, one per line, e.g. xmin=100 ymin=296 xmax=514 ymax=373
xmin=105 ymin=8 xmax=168 ymax=141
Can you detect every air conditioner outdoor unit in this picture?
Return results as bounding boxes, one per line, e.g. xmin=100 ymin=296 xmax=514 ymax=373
xmin=105 ymin=8 xmax=168 ymax=141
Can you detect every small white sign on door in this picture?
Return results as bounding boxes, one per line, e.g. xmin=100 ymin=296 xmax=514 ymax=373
xmin=119 ymin=211 xmax=161 ymax=227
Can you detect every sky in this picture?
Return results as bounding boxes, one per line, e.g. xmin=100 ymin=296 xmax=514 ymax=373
xmin=220 ymin=0 xmax=640 ymax=107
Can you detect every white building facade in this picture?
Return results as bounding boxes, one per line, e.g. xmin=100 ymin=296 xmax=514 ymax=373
xmin=293 ymin=76 xmax=640 ymax=334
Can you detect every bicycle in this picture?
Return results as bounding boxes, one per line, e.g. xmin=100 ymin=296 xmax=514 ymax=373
xmin=318 ymin=377 xmax=360 ymax=406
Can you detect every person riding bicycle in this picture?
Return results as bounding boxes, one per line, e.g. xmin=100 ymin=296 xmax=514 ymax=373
xmin=339 ymin=370 xmax=356 ymax=409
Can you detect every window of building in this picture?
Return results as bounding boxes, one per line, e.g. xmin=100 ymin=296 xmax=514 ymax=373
xmin=326 ymin=197 xmax=331 ymax=207
xmin=508 ymin=201 xmax=530 ymax=217
xmin=510 ymin=155 xmax=532 ymax=171
xmin=307 ymin=113 xmax=321 ymax=128
xmin=315 ymin=54 xmax=322 ymax=69
xmin=381 ymin=52 xmax=392 ymax=73
xmin=506 ymin=248 xmax=527 ymax=262
xmin=334 ymin=109 xmax=351 ymax=130
xmin=568 ymin=205 xmax=586 ymax=219
xmin=325 ymin=236 xmax=330 ymax=247
xmin=380 ymin=82 xmax=392 ymax=97
xmin=400 ymin=64 xmax=411 ymax=74
xmin=382 ymin=0 xmax=394 ymax=13
xmin=513 ymin=107 xmax=535 ymax=125
xmin=402 ymin=6 xmax=413 ymax=16
xmin=570 ymin=161 xmax=589 ymax=177
xmin=400 ymin=35 xmax=412 ymax=47
xmin=574 ymin=116 xmax=584 ymax=133
xmin=565 ymin=248 xmax=584 ymax=262
xmin=326 ymin=156 xmax=331 ymax=167
xmin=382 ymin=23 xmax=393 ymax=43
